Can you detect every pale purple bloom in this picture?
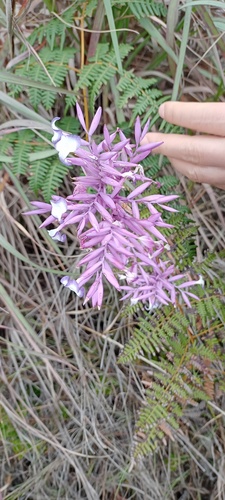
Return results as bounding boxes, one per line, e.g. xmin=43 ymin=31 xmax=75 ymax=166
xmin=51 ymin=118 xmax=81 ymax=165
xmin=25 ymin=104 xmax=200 ymax=309
xmin=50 ymin=196 xmax=67 ymax=222
xmin=60 ymin=276 xmax=84 ymax=297
xmin=47 ymin=228 xmax=66 ymax=242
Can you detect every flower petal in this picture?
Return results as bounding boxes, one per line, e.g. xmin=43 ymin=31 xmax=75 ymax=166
xmin=89 ymin=107 xmax=102 ymax=136
xmin=60 ymin=276 xmax=84 ymax=297
xmin=134 ymin=116 xmax=141 ymax=145
xmin=48 ymin=229 xmax=66 ymax=242
xmin=76 ymin=102 xmax=87 ymax=132
xmin=50 ymin=196 xmax=67 ymax=222
xmin=51 ymin=118 xmax=81 ymax=165
xmin=55 ymin=133 xmax=81 ymax=165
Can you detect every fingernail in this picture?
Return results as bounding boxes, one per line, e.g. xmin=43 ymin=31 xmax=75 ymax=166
xmin=159 ymin=104 xmax=165 ymax=119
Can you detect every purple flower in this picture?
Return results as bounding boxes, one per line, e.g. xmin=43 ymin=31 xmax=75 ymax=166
xmin=47 ymin=229 xmax=66 ymax=242
xmin=50 ymin=196 xmax=67 ymax=222
xmin=60 ymin=276 xmax=84 ymax=297
xmin=51 ymin=118 xmax=81 ymax=165
xmin=120 ymin=261 xmax=199 ymax=309
xmin=23 ymin=201 xmax=51 ymax=216
xmin=25 ymin=106 xmax=200 ymax=309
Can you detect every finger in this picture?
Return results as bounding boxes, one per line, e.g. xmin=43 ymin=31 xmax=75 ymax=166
xmin=168 ymin=156 xmax=225 ymax=188
xmin=213 ymin=184 xmax=225 ymax=190
xmin=142 ymin=133 xmax=225 ymax=168
xmin=212 ymin=184 xmax=225 ymax=190
xmin=159 ymin=102 xmax=225 ymax=137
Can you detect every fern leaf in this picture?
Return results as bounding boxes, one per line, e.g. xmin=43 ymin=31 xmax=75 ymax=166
xmin=120 ymin=277 xmax=225 ymax=457
xmin=76 ymin=44 xmax=132 ymax=110
xmin=128 ymin=0 xmax=167 ymax=19
xmin=118 ymin=70 xmax=163 ymax=124
xmin=117 ymin=70 xmax=156 ymax=108
xmin=29 ymin=157 xmax=52 ymax=195
xmin=27 ymin=6 xmax=75 ymax=50
xmin=12 ymin=130 xmax=34 ymax=175
xmin=65 ymin=94 xmax=77 ymax=114
xmin=13 ymin=48 xmax=75 ymax=110
xmin=0 ymin=133 xmax=17 ymax=159
xmin=42 ymin=159 xmax=72 ymax=202
xmin=85 ymin=0 xmax=98 ymax=16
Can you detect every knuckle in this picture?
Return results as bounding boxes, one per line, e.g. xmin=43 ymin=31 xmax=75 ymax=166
xmin=186 ymin=165 xmax=202 ymax=183
xmin=183 ymin=142 xmax=202 ymax=165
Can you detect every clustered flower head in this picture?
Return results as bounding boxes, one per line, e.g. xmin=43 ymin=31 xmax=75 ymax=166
xmin=25 ymin=103 xmax=199 ymax=309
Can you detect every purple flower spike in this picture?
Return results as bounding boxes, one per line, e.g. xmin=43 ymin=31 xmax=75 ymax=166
xmin=25 ymin=108 xmax=200 ymax=309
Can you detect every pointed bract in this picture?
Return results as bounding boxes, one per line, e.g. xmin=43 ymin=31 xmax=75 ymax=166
xmin=89 ymin=107 xmax=102 ymax=136
xmin=76 ymin=102 xmax=87 ymax=132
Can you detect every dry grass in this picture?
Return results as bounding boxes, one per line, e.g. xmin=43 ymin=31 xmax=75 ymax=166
xmin=0 ymin=183 xmax=167 ymax=499
xmin=1 ymin=1 xmax=225 ymax=499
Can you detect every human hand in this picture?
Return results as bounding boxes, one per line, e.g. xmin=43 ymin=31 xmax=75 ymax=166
xmin=142 ymin=102 xmax=225 ymax=189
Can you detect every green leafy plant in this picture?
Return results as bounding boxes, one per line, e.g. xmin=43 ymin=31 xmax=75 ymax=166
xmin=9 ymin=47 xmax=76 ymax=110
xmin=117 ymin=70 xmax=165 ymax=124
xmin=119 ymin=253 xmax=225 ymax=456
xmin=0 ymin=127 xmax=80 ymax=201
xmin=73 ymin=43 xmax=132 ymax=112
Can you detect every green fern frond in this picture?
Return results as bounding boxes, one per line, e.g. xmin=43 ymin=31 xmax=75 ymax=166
xmin=157 ymin=175 xmax=179 ymax=192
xmin=141 ymin=155 xmax=164 ymax=179
xmin=12 ymin=130 xmax=34 ymax=175
xmin=157 ymin=221 xmax=198 ymax=268
xmin=2 ymin=129 xmax=73 ymax=201
xmin=120 ymin=272 xmax=225 ymax=456
xmin=134 ymin=91 xmax=165 ymax=123
xmin=119 ymin=308 xmax=191 ymax=364
xmin=112 ymin=0 xmax=167 ymax=18
xmin=117 ymin=70 xmax=163 ymax=124
xmin=196 ymin=295 xmax=225 ymax=326
xmin=0 ymin=132 xmax=17 ymax=159
xmin=117 ymin=70 xmax=155 ymax=106
xmin=29 ymin=157 xmax=52 ymax=195
xmin=129 ymin=0 xmax=167 ymax=19
xmin=27 ymin=6 xmax=75 ymax=50
xmin=11 ymin=48 xmax=75 ymax=110
xmin=65 ymin=94 xmax=77 ymax=114
xmin=42 ymin=158 xmax=72 ymax=202
xmin=85 ymin=0 xmax=98 ymax=16
xmin=76 ymin=43 xmax=132 ymax=110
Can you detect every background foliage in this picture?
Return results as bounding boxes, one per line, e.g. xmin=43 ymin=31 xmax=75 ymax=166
xmin=1 ymin=0 xmax=225 ymax=498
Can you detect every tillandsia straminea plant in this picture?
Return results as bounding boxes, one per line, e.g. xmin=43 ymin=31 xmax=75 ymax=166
xmin=25 ymin=104 xmax=200 ymax=309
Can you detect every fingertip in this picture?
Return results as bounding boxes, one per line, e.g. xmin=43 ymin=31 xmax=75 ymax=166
xmin=158 ymin=103 xmax=165 ymax=119
xmin=141 ymin=133 xmax=166 ymax=155
xmin=140 ymin=133 xmax=150 ymax=145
